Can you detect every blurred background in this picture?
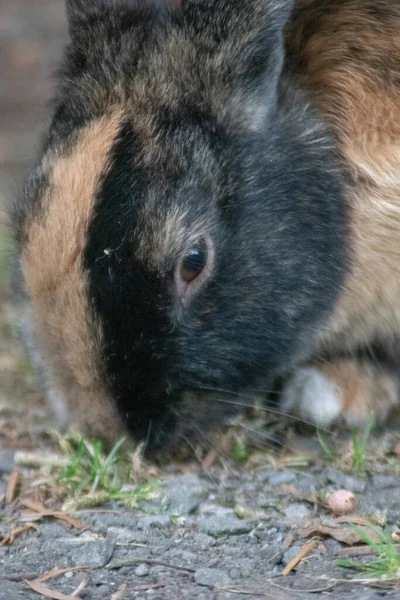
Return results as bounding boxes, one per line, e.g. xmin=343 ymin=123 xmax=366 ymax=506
xmin=0 ymin=2 xmax=68 ymax=451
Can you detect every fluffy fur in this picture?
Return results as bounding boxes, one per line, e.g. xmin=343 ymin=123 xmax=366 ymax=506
xmin=11 ymin=0 xmax=400 ymax=454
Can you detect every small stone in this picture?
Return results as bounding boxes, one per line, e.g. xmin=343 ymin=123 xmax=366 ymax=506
xmin=135 ymin=564 xmax=149 ymax=577
xmin=268 ymin=471 xmax=296 ymax=486
xmin=69 ymin=540 xmax=115 ymax=568
xmin=136 ymin=515 xmax=171 ymax=529
xmin=282 ymin=546 xmax=302 ymax=567
xmin=198 ymin=514 xmax=255 ymax=537
xmin=194 ymin=568 xmax=232 ymax=588
xmin=284 ymin=503 xmax=311 ymax=526
xmin=163 ymin=473 xmax=207 ymax=515
xmin=181 ymin=551 xmax=197 ymax=562
xmin=39 ymin=523 xmax=68 ymax=538
xmin=261 ymin=546 xmax=283 ymax=565
xmin=228 ymin=568 xmax=241 ymax=579
xmin=372 ymin=475 xmax=399 ymax=489
xmin=193 ymin=533 xmax=217 ymax=548
xmin=0 ymin=450 xmax=15 ymax=474
xmin=324 ymin=538 xmax=342 ymax=554
xmin=324 ymin=468 xmax=366 ymax=493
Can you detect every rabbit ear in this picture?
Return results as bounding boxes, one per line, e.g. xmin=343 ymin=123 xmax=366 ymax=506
xmin=180 ymin=0 xmax=294 ymax=129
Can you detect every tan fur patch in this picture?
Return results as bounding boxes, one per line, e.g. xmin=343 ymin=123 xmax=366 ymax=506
xmin=288 ymin=1 xmax=400 ymax=353
xmin=21 ymin=111 xmax=128 ymax=444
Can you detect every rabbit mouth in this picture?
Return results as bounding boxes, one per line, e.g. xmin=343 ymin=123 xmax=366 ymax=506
xmin=131 ymin=387 xmax=258 ymax=459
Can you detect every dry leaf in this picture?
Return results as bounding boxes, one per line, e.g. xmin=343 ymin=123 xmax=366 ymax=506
xmin=19 ymin=498 xmax=84 ymax=529
xmin=24 ymin=579 xmax=78 ymax=600
xmin=299 ymin=518 xmax=382 ymax=545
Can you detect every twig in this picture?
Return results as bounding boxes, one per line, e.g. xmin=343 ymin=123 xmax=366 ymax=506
xmin=337 ymin=543 xmax=400 ymax=558
xmin=106 ymin=557 xmax=195 ymax=573
xmin=1 ymin=524 xmax=38 ymax=546
xmin=19 ymin=498 xmax=84 ymax=529
xmin=1 ymin=572 xmax=40 ymax=582
xmin=266 ymin=579 xmax=336 ymax=593
xmin=71 ymin=575 xmax=90 ymax=597
xmin=281 ymin=538 xmax=318 ymax=575
xmin=133 ymin=582 xmax=167 ymax=590
xmin=111 ymin=583 xmax=127 ymax=600
xmin=215 ymin=586 xmax=268 ymax=596
xmin=5 ymin=470 xmax=19 ymax=503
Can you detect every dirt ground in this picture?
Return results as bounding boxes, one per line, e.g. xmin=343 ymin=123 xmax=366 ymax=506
xmin=1 ymin=2 xmax=400 ymax=600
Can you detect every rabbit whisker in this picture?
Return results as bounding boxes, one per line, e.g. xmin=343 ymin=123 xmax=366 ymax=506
xmin=193 ymin=386 xmax=332 ymax=433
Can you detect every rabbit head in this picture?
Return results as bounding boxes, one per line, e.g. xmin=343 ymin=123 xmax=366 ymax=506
xmin=12 ymin=0 xmax=347 ymax=454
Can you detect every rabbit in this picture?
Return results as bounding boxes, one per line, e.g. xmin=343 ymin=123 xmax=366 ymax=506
xmin=10 ymin=0 xmax=400 ymax=455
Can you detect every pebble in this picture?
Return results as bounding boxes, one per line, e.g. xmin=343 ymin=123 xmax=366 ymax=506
xmin=0 ymin=450 xmax=15 ymax=474
xmin=194 ymin=568 xmax=232 ymax=588
xmin=281 ymin=546 xmax=302 ymax=567
xmin=324 ymin=538 xmax=342 ymax=554
xmin=135 ymin=564 xmax=149 ymax=577
xmin=372 ymin=475 xmax=400 ymax=489
xmin=324 ymin=468 xmax=366 ymax=493
xmin=228 ymin=568 xmax=241 ymax=579
xmin=181 ymin=551 xmax=197 ymax=562
xmin=69 ymin=540 xmax=115 ymax=568
xmin=136 ymin=515 xmax=171 ymax=529
xmin=284 ymin=503 xmax=311 ymax=526
xmin=192 ymin=533 xmax=217 ymax=548
xmin=198 ymin=514 xmax=256 ymax=537
xmin=162 ymin=473 xmax=208 ymax=515
xmin=268 ymin=471 xmax=296 ymax=486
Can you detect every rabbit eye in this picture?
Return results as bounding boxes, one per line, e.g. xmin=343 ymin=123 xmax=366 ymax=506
xmin=180 ymin=240 xmax=207 ymax=283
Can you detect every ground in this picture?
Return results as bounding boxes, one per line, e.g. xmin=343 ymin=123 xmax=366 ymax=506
xmin=1 ymin=2 xmax=400 ymax=599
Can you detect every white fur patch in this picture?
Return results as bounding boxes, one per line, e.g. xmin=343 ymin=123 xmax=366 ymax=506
xmin=280 ymin=368 xmax=342 ymax=427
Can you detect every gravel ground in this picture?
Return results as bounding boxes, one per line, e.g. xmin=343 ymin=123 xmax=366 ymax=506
xmin=1 ymin=2 xmax=400 ymax=599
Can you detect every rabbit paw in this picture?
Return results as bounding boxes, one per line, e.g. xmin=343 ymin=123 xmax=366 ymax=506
xmin=280 ymin=360 xmax=399 ymax=428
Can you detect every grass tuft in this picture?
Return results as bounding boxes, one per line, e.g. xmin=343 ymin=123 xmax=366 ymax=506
xmin=337 ymin=523 xmax=400 ymax=579
xmin=316 ymin=428 xmax=335 ymax=460
xmin=350 ymin=413 xmax=374 ymax=473
xmin=54 ymin=432 xmax=160 ymax=509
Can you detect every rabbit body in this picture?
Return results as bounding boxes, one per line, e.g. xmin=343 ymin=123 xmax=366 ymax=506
xmin=11 ymin=0 xmax=400 ymax=452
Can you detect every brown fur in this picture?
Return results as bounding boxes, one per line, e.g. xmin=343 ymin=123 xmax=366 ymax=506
xmin=21 ymin=111 xmax=128 ymax=444
xmin=318 ymin=360 xmax=398 ymax=425
xmin=16 ymin=0 xmax=400 ymax=441
xmin=287 ymin=0 xmax=400 ymax=422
